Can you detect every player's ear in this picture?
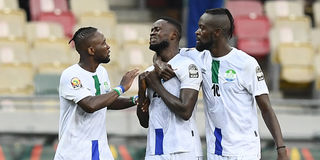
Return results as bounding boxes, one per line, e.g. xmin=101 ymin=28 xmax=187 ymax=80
xmin=170 ymin=31 xmax=178 ymax=41
xmin=88 ymin=46 xmax=95 ymax=55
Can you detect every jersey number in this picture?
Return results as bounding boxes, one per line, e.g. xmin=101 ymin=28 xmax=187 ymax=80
xmin=212 ymin=84 xmax=220 ymax=97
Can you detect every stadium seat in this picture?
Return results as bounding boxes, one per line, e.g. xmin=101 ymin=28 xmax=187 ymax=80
xmin=116 ymin=23 xmax=152 ymax=44
xmin=237 ymin=39 xmax=269 ymax=58
xmin=277 ymin=43 xmax=315 ymax=84
xmin=37 ymin=63 xmax=71 ymax=74
xmin=315 ymin=54 xmax=320 ymax=90
xmin=120 ymin=41 xmax=154 ymax=70
xmin=76 ymin=11 xmax=117 ymax=40
xmin=38 ymin=11 xmax=76 ymax=38
xmin=0 ymin=0 xmax=19 ymax=10
xmin=310 ymin=28 xmax=320 ymax=52
xmin=265 ymin=1 xmax=304 ymax=24
xmin=234 ymin=15 xmax=270 ymax=39
xmin=226 ymin=0 xmax=263 ymax=17
xmin=234 ymin=15 xmax=270 ymax=57
xmin=0 ymin=63 xmax=34 ymax=95
xmin=0 ymin=38 xmax=30 ymax=64
xmin=70 ymin=0 xmax=109 ymax=19
xmin=274 ymin=16 xmax=311 ymax=31
xmin=269 ymin=17 xmax=311 ymax=63
xmin=313 ymin=1 xmax=320 ymax=28
xmin=29 ymin=0 xmax=69 ymax=20
xmin=25 ymin=21 xmax=64 ymax=44
xmin=0 ymin=9 xmax=27 ymax=38
xmin=30 ymin=38 xmax=72 ymax=69
xmin=34 ymin=73 xmax=60 ymax=95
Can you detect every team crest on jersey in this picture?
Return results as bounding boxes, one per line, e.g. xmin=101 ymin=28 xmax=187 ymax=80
xmin=71 ymin=77 xmax=82 ymax=89
xmin=188 ymin=64 xmax=199 ymax=78
xmin=256 ymin=66 xmax=264 ymax=81
xmin=224 ymin=69 xmax=236 ymax=81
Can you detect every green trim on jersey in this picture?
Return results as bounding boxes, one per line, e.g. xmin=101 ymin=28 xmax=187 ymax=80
xmin=211 ymin=60 xmax=220 ymax=83
xmin=92 ymin=75 xmax=101 ymax=95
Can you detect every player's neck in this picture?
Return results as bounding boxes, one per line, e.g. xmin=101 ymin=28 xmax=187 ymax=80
xmin=157 ymin=46 xmax=179 ymax=62
xmin=210 ymin=42 xmax=232 ymax=58
xmin=78 ymin=58 xmax=98 ymax=73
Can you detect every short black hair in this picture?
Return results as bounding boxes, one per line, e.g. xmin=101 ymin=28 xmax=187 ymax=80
xmin=159 ymin=17 xmax=182 ymax=40
xmin=69 ymin=27 xmax=98 ymax=50
xmin=205 ymin=8 xmax=234 ymax=39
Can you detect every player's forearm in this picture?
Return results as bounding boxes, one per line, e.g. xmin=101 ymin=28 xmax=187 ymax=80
xmin=77 ymin=90 xmax=120 ymax=113
xmin=136 ymin=105 xmax=149 ymax=128
xmin=108 ymin=97 xmax=136 ymax=110
xmin=154 ymin=86 xmax=193 ymax=120
xmin=256 ymin=95 xmax=285 ymax=147
xmin=261 ymin=108 xmax=285 ymax=147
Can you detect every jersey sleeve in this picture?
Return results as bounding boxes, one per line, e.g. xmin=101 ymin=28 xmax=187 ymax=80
xmin=175 ymin=61 xmax=202 ymax=91
xmin=59 ymin=72 xmax=92 ymax=103
xmin=242 ymin=59 xmax=269 ymax=96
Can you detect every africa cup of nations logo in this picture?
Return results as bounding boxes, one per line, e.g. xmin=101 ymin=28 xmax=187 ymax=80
xmin=224 ymin=69 xmax=236 ymax=82
xmin=71 ymin=77 xmax=82 ymax=89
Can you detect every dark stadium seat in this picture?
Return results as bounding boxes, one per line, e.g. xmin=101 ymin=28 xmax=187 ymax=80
xmin=29 ymin=0 xmax=69 ymax=21
xmin=226 ymin=0 xmax=263 ymax=17
xmin=313 ymin=1 xmax=320 ymax=28
xmin=34 ymin=73 xmax=60 ymax=95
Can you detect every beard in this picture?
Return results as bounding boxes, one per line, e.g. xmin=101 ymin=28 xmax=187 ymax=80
xmin=149 ymin=40 xmax=169 ymax=53
xmin=99 ymin=56 xmax=110 ymax=64
xmin=196 ymin=38 xmax=214 ymax=52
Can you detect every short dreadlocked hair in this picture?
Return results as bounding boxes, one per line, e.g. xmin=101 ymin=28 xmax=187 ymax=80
xmin=205 ymin=8 xmax=234 ymax=39
xmin=69 ymin=27 xmax=97 ymax=51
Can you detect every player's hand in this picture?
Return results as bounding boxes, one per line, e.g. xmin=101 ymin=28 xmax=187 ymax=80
xmin=120 ymin=68 xmax=139 ymax=91
xmin=154 ymin=59 xmax=175 ymax=81
xmin=277 ymin=148 xmax=289 ymax=160
xmin=144 ymin=71 xmax=161 ymax=90
xmin=137 ymin=98 xmax=150 ymax=112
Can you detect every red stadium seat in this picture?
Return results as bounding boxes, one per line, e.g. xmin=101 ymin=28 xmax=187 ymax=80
xmin=29 ymin=0 xmax=69 ymax=20
xmin=226 ymin=0 xmax=263 ymax=17
xmin=237 ymin=39 xmax=270 ymax=57
xmin=234 ymin=15 xmax=270 ymax=39
xmin=38 ymin=11 xmax=76 ymax=38
xmin=234 ymin=15 xmax=270 ymax=57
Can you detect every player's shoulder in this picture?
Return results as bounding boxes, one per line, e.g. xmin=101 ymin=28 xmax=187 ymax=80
xmin=175 ymin=53 xmax=198 ymax=66
xmin=61 ymin=64 xmax=79 ymax=77
xmin=232 ymin=48 xmax=258 ymax=66
xmin=97 ymin=64 xmax=107 ymax=73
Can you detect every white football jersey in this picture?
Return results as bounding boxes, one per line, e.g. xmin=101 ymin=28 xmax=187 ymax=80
xmin=145 ymin=53 xmax=203 ymax=157
xmin=181 ymin=48 xmax=269 ymax=158
xmin=54 ymin=64 xmax=114 ymax=160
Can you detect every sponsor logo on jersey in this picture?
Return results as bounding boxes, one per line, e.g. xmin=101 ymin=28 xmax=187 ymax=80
xmin=71 ymin=77 xmax=82 ymax=89
xmin=189 ymin=64 xmax=199 ymax=78
xmin=224 ymin=69 xmax=236 ymax=81
xmin=256 ymin=66 xmax=264 ymax=81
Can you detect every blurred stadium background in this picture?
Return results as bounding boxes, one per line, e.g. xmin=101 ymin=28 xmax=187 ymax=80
xmin=0 ymin=0 xmax=320 ymax=159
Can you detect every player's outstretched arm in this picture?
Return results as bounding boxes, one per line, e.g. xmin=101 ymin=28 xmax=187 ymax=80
xmin=256 ymin=94 xmax=289 ymax=160
xmin=145 ymin=71 xmax=198 ymax=121
xmin=136 ymin=72 xmax=150 ymax=128
xmin=77 ymin=69 xmax=139 ymax=113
